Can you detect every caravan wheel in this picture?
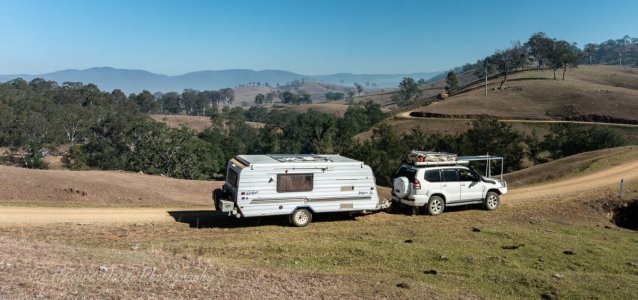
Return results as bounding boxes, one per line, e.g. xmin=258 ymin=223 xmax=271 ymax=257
xmin=289 ymin=208 xmax=312 ymax=227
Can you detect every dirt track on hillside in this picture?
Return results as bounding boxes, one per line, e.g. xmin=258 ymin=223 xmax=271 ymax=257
xmin=504 ymin=158 xmax=638 ymax=202
xmin=396 ymin=111 xmax=638 ymax=128
xmin=2 ymin=159 xmax=637 ymax=225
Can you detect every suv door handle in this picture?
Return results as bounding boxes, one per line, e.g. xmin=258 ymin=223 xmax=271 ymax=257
xmin=441 ymin=184 xmax=447 ymax=187
xmin=460 ymin=183 xmax=466 ymax=186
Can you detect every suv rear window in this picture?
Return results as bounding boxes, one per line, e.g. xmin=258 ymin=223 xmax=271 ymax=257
xmin=424 ymin=170 xmax=441 ymax=182
xmin=395 ymin=166 xmax=417 ymax=180
xmin=441 ymin=169 xmax=459 ymax=182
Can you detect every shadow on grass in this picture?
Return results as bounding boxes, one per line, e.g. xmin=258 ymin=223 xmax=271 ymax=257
xmin=168 ymin=210 xmax=359 ymax=228
xmin=386 ymin=203 xmax=486 ymax=216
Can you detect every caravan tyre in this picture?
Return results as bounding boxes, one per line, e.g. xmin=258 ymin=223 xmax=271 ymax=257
xmin=289 ymin=208 xmax=312 ymax=227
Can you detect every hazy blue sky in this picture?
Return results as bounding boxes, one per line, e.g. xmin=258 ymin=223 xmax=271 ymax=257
xmin=1 ymin=0 xmax=636 ymax=75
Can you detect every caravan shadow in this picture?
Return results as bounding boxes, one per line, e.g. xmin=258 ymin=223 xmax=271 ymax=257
xmin=168 ymin=210 xmax=358 ymax=228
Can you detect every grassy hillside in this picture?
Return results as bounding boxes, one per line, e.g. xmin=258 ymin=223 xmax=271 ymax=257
xmin=417 ymin=65 xmax=638 ymax=122
xmin=355 ymin=117 xmax=638 ymax=144
xmin=0 ymin=165 xmax=219 ymax=207
xmin=354 ymin=65 xmax=638 ymax=144
xmin=1 ymin=149 xmax=637 ymax=298
xmin=150 ymin=114 xmax=213 ymax=132
xmin=504 ymin=146 xmax=638 ymax=186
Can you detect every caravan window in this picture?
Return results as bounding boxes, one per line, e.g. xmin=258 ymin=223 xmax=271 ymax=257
xmin=227 ymin=168 xmax=239 ymax=187
xmin=277 ymin=174 xmax=313 ymax=193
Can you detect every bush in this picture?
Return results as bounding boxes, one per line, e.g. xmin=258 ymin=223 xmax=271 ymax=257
xmin=63 ymin=145 xmax=90 ymax=170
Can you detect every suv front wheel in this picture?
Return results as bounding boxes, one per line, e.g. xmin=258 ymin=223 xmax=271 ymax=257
xmin=484 ymin=191 xmax=500 ymax=211
xmin=426 ymin=196 xmax=445 ymax=216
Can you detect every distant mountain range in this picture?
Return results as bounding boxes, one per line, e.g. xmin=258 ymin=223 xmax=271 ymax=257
xmin=0 ymin=67 xmax=441 ymax=93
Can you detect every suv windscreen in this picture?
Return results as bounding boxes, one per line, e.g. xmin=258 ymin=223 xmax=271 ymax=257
xmin=441 ymin=169 xmax=459 ymax=182
xmin=424 ymin=169 xmax=441 ymax=182
xmin=395 ymin=166 xmax=417 ymax=181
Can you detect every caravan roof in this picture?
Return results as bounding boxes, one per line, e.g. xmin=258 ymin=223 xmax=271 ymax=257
xmin=235 ymin=154 xmax=362 ymax=166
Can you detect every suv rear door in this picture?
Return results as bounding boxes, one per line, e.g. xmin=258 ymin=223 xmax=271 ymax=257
xmin=440 ymin=168 xmax=461 ymax=203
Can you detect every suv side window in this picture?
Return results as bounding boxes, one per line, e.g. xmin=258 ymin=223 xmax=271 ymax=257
xmin=459 ymin=168 xmax=479 ymax=182
xmin=424 ymin=170 xmax=441 ymax=182
xmin=441 ymin=169 xmax=459 ymax=182
xmin=395 ymin=166 xmax=416 ymax=181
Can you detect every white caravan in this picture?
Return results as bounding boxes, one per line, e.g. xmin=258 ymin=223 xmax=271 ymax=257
xmin=213 ymin=154 xmax=386 ymax=226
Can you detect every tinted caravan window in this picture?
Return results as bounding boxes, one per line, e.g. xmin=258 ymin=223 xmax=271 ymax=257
xmin=277 ymin=174 xmax=313 ymax=192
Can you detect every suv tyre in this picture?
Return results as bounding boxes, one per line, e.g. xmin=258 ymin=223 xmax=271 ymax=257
xmin=426 ymin=196 xmax=445 ymax=216
xmin=484 ymin=191 xmax=500 ymax=211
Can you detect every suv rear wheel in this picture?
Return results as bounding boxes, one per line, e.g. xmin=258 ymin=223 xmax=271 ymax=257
xmin=426 ymin=196 xmax=445 ymax=216
xmin=484 ymin=191 xmax=500 ymax=211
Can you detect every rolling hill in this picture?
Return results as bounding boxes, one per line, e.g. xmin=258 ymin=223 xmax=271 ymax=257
xmin=0 ymin=67 xmax=440 ymax=94
xmin=356 ymin=65 xmax=638 ymax=142
xmin=414 ymin=65 xmax=638 ymax=122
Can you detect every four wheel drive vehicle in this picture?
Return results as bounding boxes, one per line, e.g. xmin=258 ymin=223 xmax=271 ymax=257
xmin=213 ymin=154 xmax=390 ymax=227
xmin=392 ymin=151 xmax=507 ymax=216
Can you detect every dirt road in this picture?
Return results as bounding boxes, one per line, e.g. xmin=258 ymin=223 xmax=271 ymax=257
xmin=0 ymin=207 xmax=182 ymax=225
xmin=395 ymin=111 xmax=638 ymax=128
xmin=504 ymin=158 xmax=638 ymax=202
xmin=2 ymin=159 xmax=637 ymax=225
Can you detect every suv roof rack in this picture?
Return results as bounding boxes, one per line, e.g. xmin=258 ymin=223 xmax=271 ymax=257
xmin=407 ymin=151 xmax=505 ymax=180
xmin=407 ymin=150 xmax=458 ymax=165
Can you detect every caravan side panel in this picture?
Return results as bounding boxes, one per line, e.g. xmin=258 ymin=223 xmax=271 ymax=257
xmin=235 ymin=163 xmax=379 ymax=217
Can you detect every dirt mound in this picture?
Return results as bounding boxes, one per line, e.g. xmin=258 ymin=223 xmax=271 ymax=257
xmin=614 ymin=200 xmax=638 ymax=230
xmin=0 ymin=165 xmax=220 ymax=207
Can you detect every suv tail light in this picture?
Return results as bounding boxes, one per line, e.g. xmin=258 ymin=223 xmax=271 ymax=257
xmin=411 ymin=178 xmax=421 ymax=190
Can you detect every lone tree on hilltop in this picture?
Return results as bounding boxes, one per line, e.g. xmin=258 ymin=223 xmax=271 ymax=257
xmin=548 ymin=40 xmax=580 ymax=80
xmin=584 ymin=43 xmax=597 ymax=64
xmin=354 ymin=82 xmax=364 ymax=95
xmin=392 ymin=77 xmax=420 ymax=106
xmin=445 ymin=71 xmax=458 ymax=94
xmin=254 ymin=93 xmax=265 ymax=105
xmin=525 ymin=32 xmax=554 ymax=71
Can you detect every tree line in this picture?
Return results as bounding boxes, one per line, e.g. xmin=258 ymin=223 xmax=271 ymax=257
xmin=0 ymin=72 xmax=627 ymax=184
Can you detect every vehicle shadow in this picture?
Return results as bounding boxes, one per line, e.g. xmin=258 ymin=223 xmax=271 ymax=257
xmin=386 ymin=203 xmax=485 ymax=216
xmin=168 ymin=210 xmax=359 ymax=228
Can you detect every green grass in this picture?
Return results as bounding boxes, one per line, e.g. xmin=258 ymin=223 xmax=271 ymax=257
xmin=16 ymin=196 xmax=637 ymax=299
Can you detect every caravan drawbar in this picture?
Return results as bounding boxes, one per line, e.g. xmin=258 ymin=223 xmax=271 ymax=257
xmin=213 ymin=154 xmax=387 ymax=226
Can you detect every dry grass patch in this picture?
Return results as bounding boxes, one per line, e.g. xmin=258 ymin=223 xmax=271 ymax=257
xmin=414 ymin=65 xmax=638 ymax=122
xmin=0 ymin=165 xmax=220 ymax=207
xmin=150 ymin=114 xmax=212 ymax=132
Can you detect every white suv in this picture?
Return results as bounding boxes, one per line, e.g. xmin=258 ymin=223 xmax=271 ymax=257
xmin=392 ymin=164 xmax=507 ymax=215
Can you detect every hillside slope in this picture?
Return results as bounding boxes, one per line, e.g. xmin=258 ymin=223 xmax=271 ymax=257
xmin=416 ymin=65 xmax=638 ymax=122
xmin=504 ymin=146 xmax=638 ymax=187
xmin=0 ymin=165 xmax=220 ymax=207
